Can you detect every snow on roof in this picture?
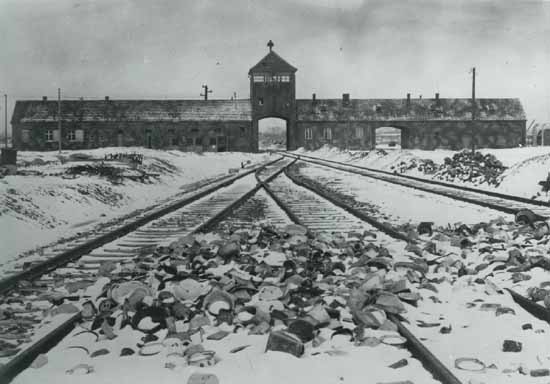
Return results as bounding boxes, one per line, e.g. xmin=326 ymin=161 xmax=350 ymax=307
xmin=11 ymin=99 xmax=252 ymax=124
xmin=296 ymin=98 xmax=526 ymax=122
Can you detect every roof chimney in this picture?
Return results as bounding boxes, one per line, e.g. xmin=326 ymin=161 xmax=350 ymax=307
xmin=105 ymin=96 xmax=110 ymax=101
xmin=312 ymin=93 xmax=317 ymax=106
xmin=342 ymin=93 xmax=350 ymax=106
xmin=406 ymin=93 xmax=410 ymax=107
xmin=42 ymin=96 xmax=47 ymax=101
xmin=435 ymin=93 xmax=440 ymax=101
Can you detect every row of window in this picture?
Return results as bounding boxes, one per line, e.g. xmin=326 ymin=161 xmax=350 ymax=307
xmin=23 ymin=127 xmax=248 ymax=144
xmin=304 ymin=127 xmax=365 ymax=140
xmin=39 ymin=129 xmax=84 ymax=142
xmin=252 ymin=74 xmax=291 ymax=83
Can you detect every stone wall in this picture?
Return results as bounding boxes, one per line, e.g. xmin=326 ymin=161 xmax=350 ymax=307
xmin=295 ymin=120 xmax=525 ymax=150
xmin=12 ymin=121 xmax=255 ymax=152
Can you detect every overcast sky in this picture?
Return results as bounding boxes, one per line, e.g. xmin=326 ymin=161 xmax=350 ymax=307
xmin=1 ymin=0 xmax=549 ymax=130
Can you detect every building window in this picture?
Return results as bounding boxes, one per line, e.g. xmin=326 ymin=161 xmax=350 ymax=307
xmin=258 ymin=98 xmax=264 ymax=106
xmin=253 ymin=75 xmax=264 ymax=83
xmin=21 ymin=129 xmax=30 ymax=143
xmin=67 ymin=130 xmax=76 ymax=141
xmin=194 ymin=137 xmax=202 ymax=146
xmin=46 ymin=130 xmax=55 ymax=142
xmin=323 ymin=127 xmax=332 ymax=140
xmin=209 ymin=137 xmax=217 ymax=146
xmin=355 ymin=127 xmax=363 ymax=138
xmin=305 ymin=128 xmax=312 ymax=140
xmin=240 ymin=127 xmax=246 ymax=137
xmin=186 ymin=137 xmax=194 ymax=146
xmin=280 ymin=75 xmax=290 ymax=82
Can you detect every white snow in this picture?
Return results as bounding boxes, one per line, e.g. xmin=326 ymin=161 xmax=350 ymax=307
xmin=0 ymin=148 xmax=272 ymax=264
xmin=294 ymin=145 xmax=550 ymax=200
xmin=298 ymin=163 xmax=512 ymax=226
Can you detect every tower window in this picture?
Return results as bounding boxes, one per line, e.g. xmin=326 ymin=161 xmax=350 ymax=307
xmin=258 ymin=98 xmax=264 ymax=106
xmin=305 ymin=128 xmax=313 ymax=140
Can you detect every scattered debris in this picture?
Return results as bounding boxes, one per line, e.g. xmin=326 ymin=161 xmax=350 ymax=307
xmin=392 ymin=150 xmax=507 ymax=186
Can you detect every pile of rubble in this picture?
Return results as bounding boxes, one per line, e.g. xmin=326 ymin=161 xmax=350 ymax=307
xmin=64 ymin=163 xmax=159 ymax=184
xmin=392 ymin=159 xmax=438 ymax=175
xmin=434 ymin=151 xmax=506 ymax=186
xmin=7 ymin=209 xmax=550 ymax=382
xmin=3 ymin=223 xmax=433 ymax=380
xmin=392 ymin=151 xmax=507 ymax=187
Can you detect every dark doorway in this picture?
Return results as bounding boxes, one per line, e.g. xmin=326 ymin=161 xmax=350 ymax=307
xmin=146 ymin=130 xmax=152 ymax=148
xmin=375 ymin=126 xmax=401 ymax=149
xmin=217 ymin=136 xmax=227 ymax=152
xmin=117 ymin=130 xmax=123 ymax=147
xmin=258 ymin=117 xmax=287 ymax=151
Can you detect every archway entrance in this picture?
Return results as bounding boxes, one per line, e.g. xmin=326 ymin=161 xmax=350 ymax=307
xmin=258 ymin=117 xmax=288 ymax=151
xmin=375 ymin=126 xmax=402 ymax=149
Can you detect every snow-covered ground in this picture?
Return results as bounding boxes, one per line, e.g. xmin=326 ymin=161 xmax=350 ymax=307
xmin=296 ymin=163 xmax=513 ymax=226
xmin=294 ymin=145 xmax=550 ymax=200
xmin=0 ymin=148 xmax=271 ymax=264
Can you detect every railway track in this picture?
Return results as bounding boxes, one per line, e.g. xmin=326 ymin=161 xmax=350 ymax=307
xmin=2 ymin=156 xmax=549 ymax=384
xmin=280 ymin=152 xmax=550 ymax=371
xmin=0 ymin=158 xmax=289 ymax=381
xmin=281 ymin=151 xmax=550 ymax=219
xmin=281 ymin=157 xmax=550 ymax=302
xmin=0 ymin=158 xmax=284 ymax=293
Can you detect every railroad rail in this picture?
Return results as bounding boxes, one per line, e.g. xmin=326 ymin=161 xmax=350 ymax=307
xmin=0 ymin=158 xmax=289 ymax=382
xmin=0 ymin=158 xmax=283 ymax=295
xmin=3 ymin=156 xmax=548 ymax=384
xmin=280 ymin=152 xmax=550 ymax=336
xmin=280 ymin=151 xmax=550 ymax=219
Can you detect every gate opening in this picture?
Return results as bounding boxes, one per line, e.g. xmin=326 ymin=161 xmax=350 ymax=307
xmin=258 ymin=117 xmax=287 ymax=151
xmin=375 ymin=126 xmax=401 ymax=149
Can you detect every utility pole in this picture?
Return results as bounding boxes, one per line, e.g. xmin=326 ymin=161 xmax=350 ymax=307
xmin=200 ymin=85 xmax=212 ymax=101
xmin=58 ymin=88 xmax=62 ymax=153
xmin=471 ymin=67 xmax=476 ymax=154
xmin=4 ymin=94 xmax=7 ymax=149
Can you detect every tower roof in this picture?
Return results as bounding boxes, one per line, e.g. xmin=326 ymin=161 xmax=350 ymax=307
xmin=248 ymin=50 xmax=297 ymax=75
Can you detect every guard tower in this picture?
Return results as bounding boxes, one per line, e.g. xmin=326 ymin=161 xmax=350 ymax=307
xmin=249 ymin=40 xmax=298 ymax=150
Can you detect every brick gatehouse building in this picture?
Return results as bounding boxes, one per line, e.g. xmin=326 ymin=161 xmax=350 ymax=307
xmin=11 ymin=42 xmax=526 ymax=152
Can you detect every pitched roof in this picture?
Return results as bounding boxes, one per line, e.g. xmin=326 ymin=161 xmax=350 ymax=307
xmin=248 ymin=50 xmax=297 ymax=74
xmin=296 ymin=98 xmax=526 ymax=122
xmin=11 ymin=99 xmax=252 ymax=124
